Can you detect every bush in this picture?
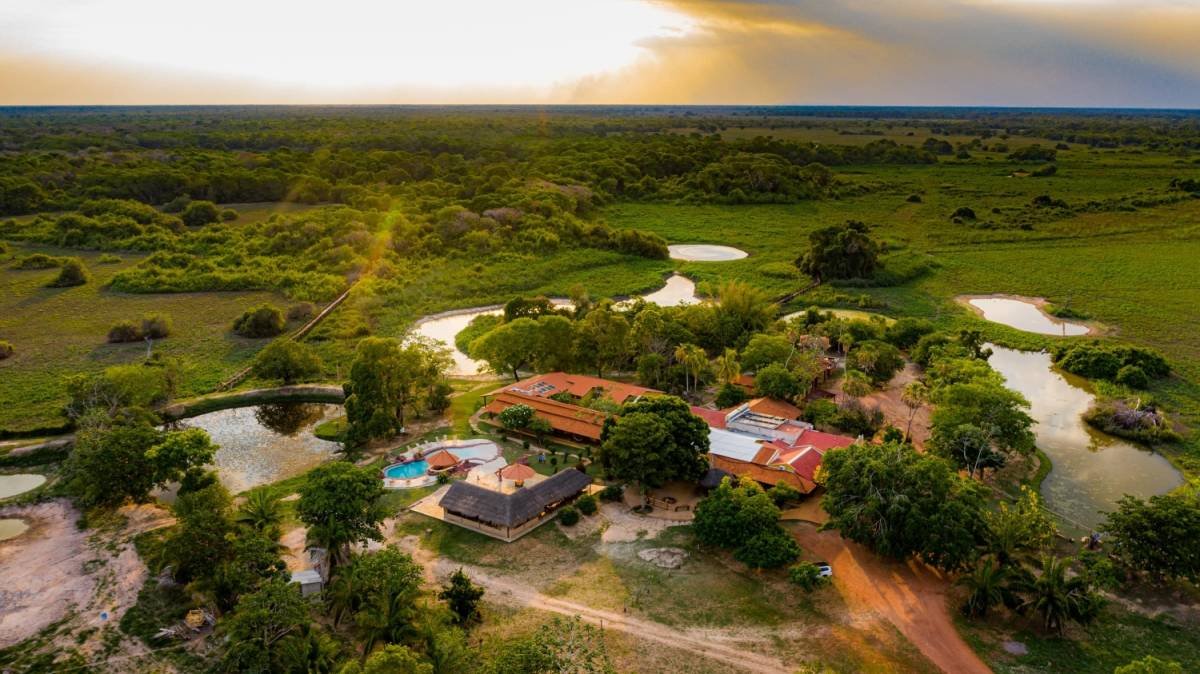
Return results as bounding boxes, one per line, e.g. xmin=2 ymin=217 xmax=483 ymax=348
xmin=906 ymin=194 xmax=922 ymax=203
xmin=1115 ymin=365 xmax=1149 ymax=389
xmin=232 ymin=305 xmax=286 ymax=338
xmin=788 ymin=562 xmax=828 ymax=592
xmin=714 ymin=383 xmax=748 ymax=409
xmin=107 ymin=320 xmax=143 ymax=343
xmin=49 ymin=257 xmax=89 ymax=287
xmin=576 ymin=493 xmax=598 ymax=516
xmin=161 ymin=195 xmax=191 ymax=213
xmin=181 ymin=200 xmax=220 ymax=227
xmin=558 ymin=506 xmax=580 ymax=526
xmin=141 ymin=314 xmax=173 ymax=339
xmin=734 ymin=528 xmax=801 ymax=569
xmin=219 ymin=208 xmax=238 ymax=222
xmin=0 ymin=340 xmax=13 ymax=360
xmin=885 ymin=317 xmax=935 ymax=349
xmin=14 ymin=253 xmax=59 ymax=270
xmin=286 ymin=302 xmax=317 ymax=322
xmin=98 ymin=253 xmax=122 ymax=264
xmin=951 ymin=207 xmax=977 ymax=220
xmin=802 ymin=398 xmax=838 ymax=427
xmin=599 ymin=484 xmax=623 ymax=502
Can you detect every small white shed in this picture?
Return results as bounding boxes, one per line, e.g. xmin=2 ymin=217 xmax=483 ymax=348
xmin=290 ymin=569 xmax=324 ymax=597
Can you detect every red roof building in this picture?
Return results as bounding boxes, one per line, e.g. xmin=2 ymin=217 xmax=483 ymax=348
xmin=482 ymin=390 xmax=609 ymax=441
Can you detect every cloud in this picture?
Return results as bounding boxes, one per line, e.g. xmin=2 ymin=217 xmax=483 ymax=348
xmin=564 ymin=0 xmax=1200 ymax=107
xmin=1 ymin=0 xmax=1199 ymax=106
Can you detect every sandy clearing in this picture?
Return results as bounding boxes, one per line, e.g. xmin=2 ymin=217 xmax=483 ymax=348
xmin=791 ymin=523 xmax=992 ymax=674
xmin=833 ymin=362 xmax=932 ymax=449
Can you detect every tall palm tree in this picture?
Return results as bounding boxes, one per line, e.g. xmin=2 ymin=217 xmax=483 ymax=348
xmin=673 ymin=344 xmax=692 ymax=393
xmin=901 ymin=381 xmax=928 ymax=442
xmin=684 ymin=345 xmax=709 ymax=394
xmin=1018 ymin=555 xmax=1102 ymax=635
xmin=235 ymin=490 xmax=285 ymax=537
xmin=716 ymin=348 xmax=741 ymax=386
xmin=357 ymin=585 xmax=419 ymax=658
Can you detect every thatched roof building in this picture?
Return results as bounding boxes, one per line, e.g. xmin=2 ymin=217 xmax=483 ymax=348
xmin=438 ymin=468 xmax=591 ymax=541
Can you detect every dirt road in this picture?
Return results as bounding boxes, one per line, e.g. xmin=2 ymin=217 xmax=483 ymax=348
xmin=791 ymin=523 xmax=992 ymax=674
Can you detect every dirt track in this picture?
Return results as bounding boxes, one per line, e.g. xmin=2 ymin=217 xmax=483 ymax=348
xmin=791 ymin=523 xmax=992 ymax=674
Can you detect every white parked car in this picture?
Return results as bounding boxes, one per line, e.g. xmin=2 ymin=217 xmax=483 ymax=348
xmin=814 ymin=561 xmax=833 ymax=578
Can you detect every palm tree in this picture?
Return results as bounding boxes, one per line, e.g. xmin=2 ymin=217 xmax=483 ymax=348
xmin=684 ymin=345 xmax=709 ymax=394
xmin=356 ymin=585 xmax=419 ymax=658
xmin=1018 ymin=555 xmax=1102 ymax=636
xmin=901 ymin=381 xmax=928 ymax=442
xmin=673 ymin=344 xmax=692 ymax=393
xmin=957 ymin=556 xmax=1022 ymax=618
xmin=715 ymin=348 xmax=741 ymax=386
xmin=236 ymin=490 xmax=285 ymax=537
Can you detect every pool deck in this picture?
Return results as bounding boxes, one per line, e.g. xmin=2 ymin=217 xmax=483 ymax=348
xmin=382 ymin=437 xmax=503 ymax=490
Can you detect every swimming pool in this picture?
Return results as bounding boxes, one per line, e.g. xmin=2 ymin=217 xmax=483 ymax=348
xmin=384 ymin=460 xmax=429 ymax=479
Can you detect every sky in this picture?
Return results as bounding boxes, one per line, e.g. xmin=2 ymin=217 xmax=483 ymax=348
xmin=1 ymin=0 xmax=1199 ymax=107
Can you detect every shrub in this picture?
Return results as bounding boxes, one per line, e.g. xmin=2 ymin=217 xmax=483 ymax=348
xmin=0 ymin=340 xmax=13 ymax=360
xmin=906 ymin=194 xmax=922 ymax=203
xmin=161 ymin=195 xmax=191 ymax=213
xmin=286 ymin=302 xmax=317 ymax=322
xmin=49 ymin=257 xmax=89 ymax=287
xmin=141 ymin=314 xmax=173 ymax=339
xmin=107 ymin=320 xmax=143 ymax=343
xmin=788 ymin=562 xmax=828 ymax=592
xmin=576 ymin=494 xmax=598 ymax=516
xmin=1114 ymin=365 xmax=1149 ymax=389
xmin=232 ymin=305 xmax=286 ymax=338
xmin=885 ymin=317 xmax=935 ymax=349
xmin=498 ymin=404 xmax=534 ymax=430
xmin=181 ymin=200 xmax=220 ymax=227
xmin=558 ymin=506 xmax=580 ymax=526
xmin=734 ymin=528 xmax=801 ymax=569
xmin=219 ymin=208 xmax=239 ymax=222
xmin=14 ymin=253 xmax=59 ymax=270
xmin=802 ymin=398 xmax=838 ymax=427
xmin=951 ymin=207 xmax=977 ymax=220
xmin=599 ymin=484 xmax=623 ymax=502
xmin=714 ymin=383 xmax=748 ymax=409
xmin=98 ymin=253 xmax=122 ymax=264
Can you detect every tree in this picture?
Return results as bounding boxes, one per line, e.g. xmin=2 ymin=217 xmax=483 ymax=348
xmin=535 ymin=314 xmax=576 ymax=372
xmin=141 ymin=313 xmax=173 ymax=339
xmin=694 ymin=477 xmax=781 ymax=549
xmin=253 ymin=340 xmax=323 ymax=384
xmin=1016 ymin=555 xmax=1102 ymax=636
xmin=672 ymin=343 xmax=707 ymax=394
xmin=714 ymin=383 xmax=748 ymax=408
xmin=297 ymin=462 xmax=386 ymax=568
xmin=985 ymin=486 xmax=1056 ymax=563
xmin=598 ymin=395 xmax=709 ymax=488
xmin=221 ymin=578 xmax=312 ymax=673
xmin=715 ymin=348 xmax=741 ymax=385
xmin=108 ymin=320 xmax=143 ymax=343
xmin=351 ymin=548 xmax=425 ymax=656
xmin=182 ymin=199 xmax=221 ymax=227
xmin=211 ymin=528 xmax=290 ymax=612
xmin=236 ymin=490 xmax=286 ymax=537
xmin=886 ymin=317 xmax=935 ymax=349
xmin=795 ymin=220 xmax=880 ymax=282
xmin=574 ymin=303 xmax=630 ymax=377
xmin=146 ymin=426 xmax=219 ymax=487
xmin=840 ymin=369 xmax=872 ymax=399
xmin=338 ymin=645 xmax=433 ymax=674
xmin=846 ymin=340 xmax=903 ymax=384
xmin=734 ymin=527 xmax=801 ymax=569
xmin=929 ymin=381 xmax=1035 ymax=478
xmin=1103 ymin=492 xmax=1200 ymax=582
xmin=820 ymin=441 xmax=988 ymax=572
xmin=498 ymin=403 xmax=534 ymax=430
xmin=957 ymin=556 xmax=1022 ymax=618
xmin=713 ymin=280 xmax=776 ymax=347
xmin=49 ymin=257 xmax=90 ymax=287
xmin=234 ymin=305 xmax=287 ymax=338
xmin=438 ymin=568 xmax=485 ymax=626
xmin=740 ymin=333 xmax=791 ymax=372
xmin=754 ymin=362 xmax=800 ymax=400
xmin=900 ymin=381 xmax=928 ymax=442
xmin=345 ymin=337 xmax=448 ymax=445
xmin=789 ymin=562 xmax=829 ymax=592
xmin=471 ymin=317 xmax=541 ymax=380
xmin=168 ymin=480 xmax=236 ymax=584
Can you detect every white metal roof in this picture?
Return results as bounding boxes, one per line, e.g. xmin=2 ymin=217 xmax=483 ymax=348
xmin=707 ymin=427 xmax=764 ymax=462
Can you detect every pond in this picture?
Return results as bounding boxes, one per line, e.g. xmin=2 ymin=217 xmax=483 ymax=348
xmin=668 ymin=244 xmax=748 ymax=262
xmin=178 ymin=403 xmax=342 ymax=493
xmin=966 ymin=297 xmax=1089 ymax=336
xmin=414 ymin=274 xmax=700 ymax=376
xmin=987 ymin=345 xmax=1183 ymax=533
xmin=782 ymin=308 xmax=895 ymax=325
xmin=0 ymin=474 xmax=46 ymax=500
xmin=0 ymin=518 xmax=28 ymax=542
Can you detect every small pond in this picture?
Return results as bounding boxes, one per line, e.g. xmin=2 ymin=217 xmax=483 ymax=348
xmin=668 ymin=244 xmax=748 ymax=262
xmin=0 ymin=474 xmax=46 ymax=500
xmin=782 ymin=308 xmax=895 ymax=325
xmin=179 ymin=403 xmax=342 ymax=493
xmin=988 ymin=345 xmax=1183 ymax=533
xmin=414 ymin=274 xmax=700 ymax=376
xmin=967 ymin=297 xmax=1089 ymax=336
xmin=0 ymin=518 xmax=29 ymax=542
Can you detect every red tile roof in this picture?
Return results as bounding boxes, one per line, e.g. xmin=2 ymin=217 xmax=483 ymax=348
xmin=690 ymin=406 xmax=727 ymax=429
xmin=794 ymin=429 xmax=857 ymax=452
xmin=503 ymin=372 xmax=658 ymax=405
xmin=483 ymin=390 xmax=608 ymax=441
xmin=746 ymin=397 xmax=803 ymax=420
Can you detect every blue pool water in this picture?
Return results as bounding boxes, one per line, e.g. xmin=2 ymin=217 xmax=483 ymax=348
xmin=385 ymin=460 xmax=429 ymax=479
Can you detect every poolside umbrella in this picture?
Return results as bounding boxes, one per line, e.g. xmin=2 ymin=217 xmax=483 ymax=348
xmin=498 ymin=463 xmax=536 ymax=482
xmin=426 ymin=449 xmax=461 ymax=471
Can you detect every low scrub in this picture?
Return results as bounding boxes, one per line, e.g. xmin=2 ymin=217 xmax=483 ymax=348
xmin=1084 ymin=399 xmax=1181 ymax=444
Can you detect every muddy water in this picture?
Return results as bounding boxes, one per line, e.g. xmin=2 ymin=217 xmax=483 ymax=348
xmin=668 ymin=244 xmax=748 ymax=261
xmin=179 ymin=403 xmax=342 ymax=493
xmin=0 ymin=519 xmax=28 ymax=541
xmin=968 ymin=298 xmax=1089 ymax=336
xmin=987 ymin=346 xmax=1182 ymax=532
xmin=414 ymin=274 xmax=700 ymax=376
xmin=0 ymin=474 xmax=46 ymax=500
